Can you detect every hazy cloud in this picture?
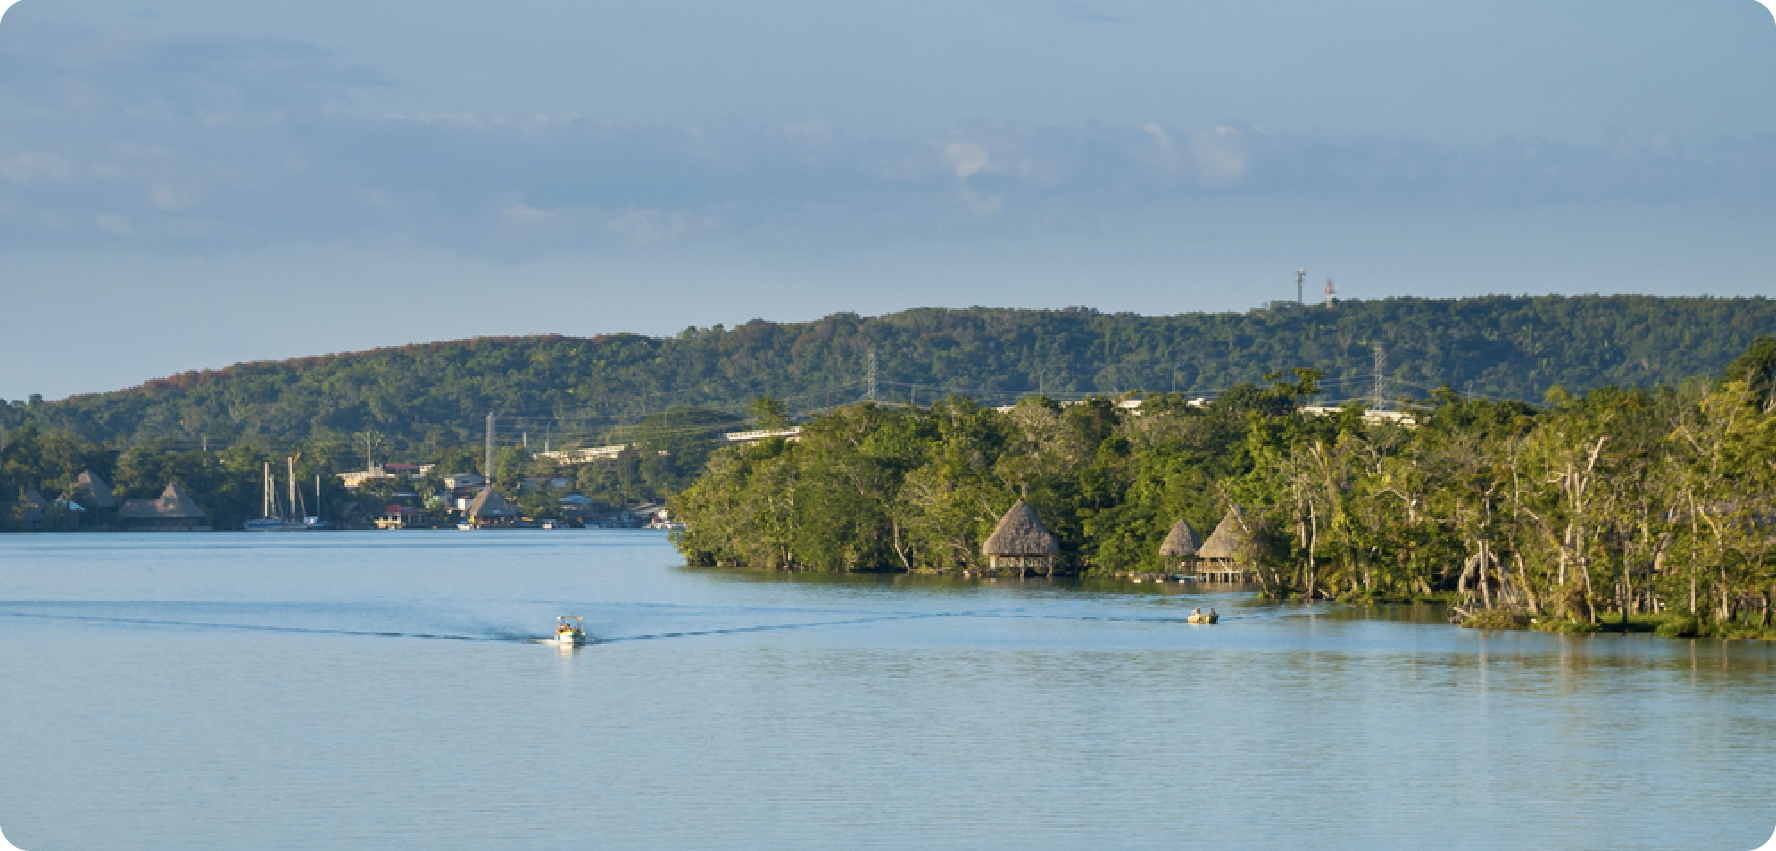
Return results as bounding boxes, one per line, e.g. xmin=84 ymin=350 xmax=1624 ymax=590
xmin=3 ymin=19 xmax=1775 ymax=260
xmin=2 ymin=153 xmax=72 ymax=184
xmin=1190 ymin=127 xmax=1246 ymax=187
xmin=943 ymin=142 xmax=991 ymax=178
xmin=93 ymin=213 xmax=133 ymax=236
xmin=4 ymin=101 xmax=1775 ymax=257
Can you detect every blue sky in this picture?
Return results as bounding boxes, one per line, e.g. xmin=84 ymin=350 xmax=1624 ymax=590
xmin=2 ymin=0 xmax=1774 ymax=400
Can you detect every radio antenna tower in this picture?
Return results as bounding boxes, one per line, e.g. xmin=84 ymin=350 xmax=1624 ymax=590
xmin=484 ymin=412 xmax=495 ymax=482
xmin=1324 ymin=278 xmax=1337 ymax=308
xmin=1372 ymin=343 xmax=1388 ymax=408
xmin=867 ymin=350 xmax=878 ymax=403
xmin=1296 ymin=268 xmax=1306 ymax=304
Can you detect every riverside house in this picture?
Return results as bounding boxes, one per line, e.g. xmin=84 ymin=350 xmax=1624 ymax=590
xmin=118 ymin=483 xmax=211 ymax=531
xmin=981 ymin=499 xmax=1060 ymax=576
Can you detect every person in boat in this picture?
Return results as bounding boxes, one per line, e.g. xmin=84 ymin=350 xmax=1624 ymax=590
xmin=1191 ymin=607 xmax=1202 ymax=616
xmin=1209 ymin=608 xmax=1218 ymax=619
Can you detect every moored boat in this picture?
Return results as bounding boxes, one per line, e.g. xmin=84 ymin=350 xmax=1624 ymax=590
xmin=246 ymin=459 xmax=330 ymax=531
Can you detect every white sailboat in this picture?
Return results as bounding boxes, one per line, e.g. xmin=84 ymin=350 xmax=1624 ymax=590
xmin=245 ymin=458 xmax=331 ymax=531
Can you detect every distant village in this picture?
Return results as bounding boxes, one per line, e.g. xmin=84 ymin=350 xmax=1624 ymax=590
xmin=341 ymin=465 xmax=679 ymax=531
xmin=0 ymin=426 xmax=807 ymax=533
xmin=0 ymin=464 xmax=686 ymax=532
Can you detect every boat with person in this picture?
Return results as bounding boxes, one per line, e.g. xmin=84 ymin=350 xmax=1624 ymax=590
xmin=555 ymin=616 xmax=587 ymax=645
xmin=1187 ymin=607 xmax=1219 ymax=624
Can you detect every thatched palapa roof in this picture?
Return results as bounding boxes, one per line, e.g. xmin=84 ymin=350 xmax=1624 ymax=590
xmin=75 ymin=470 xmax=116 ymax=508
xmin=465 ymin=488 xmax=515 ymax=518
xmin=119 ymin=483 xmax=207 ymax=520
xmin=982 ymin=499 xmax=1059 ymax=557
xmin=1198 ymin=506 xmax=1253 ymax=561
xmin=1158 ymin=518 xmax=1202 ymax=558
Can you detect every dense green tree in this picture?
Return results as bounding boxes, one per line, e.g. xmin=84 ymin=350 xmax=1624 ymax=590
xmin=675 ymin=338 xmax=1776 ymax=638
xmin=13 ymin=297 xmax=1776 ymax=459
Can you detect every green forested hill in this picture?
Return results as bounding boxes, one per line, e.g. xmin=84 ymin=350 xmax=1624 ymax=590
xmin=6 ymin=295 xmax=1774 ymax=453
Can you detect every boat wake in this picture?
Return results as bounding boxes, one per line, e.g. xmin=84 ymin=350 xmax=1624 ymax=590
xmin=2 ymin=602 xmax=1278 ymax=647
xmin=597 ymin=611 xmax=958 ymax=643
xmin=0 ymin=610 xmax=520 ymax=643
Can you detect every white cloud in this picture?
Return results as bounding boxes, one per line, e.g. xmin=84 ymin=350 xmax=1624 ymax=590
xmin=497 ymin=201 xmax=720 ymax=246
xmin=94 ymin=214 xmax=134 ymax=236
xmin=603 ymin=208 xmax=720 ymax=243
xmin=959 ymin=187 xmax=1003 ymax=216
xmin=782 ymin=119 xmax=834 ymax=145
xmin=1189 ymin=126 xmax=1245 ymax=187
xmin=150 ymin=185 xmax=203 ymax=210
xmin=943 ymin=142 xmax=991 ymax=178
xmin=2 ymin=153 xmax=74 ymax=185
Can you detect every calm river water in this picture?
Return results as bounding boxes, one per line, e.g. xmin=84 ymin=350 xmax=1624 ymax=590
xmin=2 ymin=532 xmax=1774 ymax=850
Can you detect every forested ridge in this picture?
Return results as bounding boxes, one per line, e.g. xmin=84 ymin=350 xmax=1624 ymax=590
xmin=4 ymin=295 xmax=1773 ymax=454
xmin=675 ymin=339 xmax=1776 ymax=638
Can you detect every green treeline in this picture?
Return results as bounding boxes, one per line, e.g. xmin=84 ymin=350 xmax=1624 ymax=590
xmin=674 ymin=339 xmax=1776 ymax=638
xmin=5 ymin=295 xmax=1774 ymax=454
xmin=0 ymin=427 xmax=360 ymax=532
xmin=0 ymin=406 xmax=733 ymax=529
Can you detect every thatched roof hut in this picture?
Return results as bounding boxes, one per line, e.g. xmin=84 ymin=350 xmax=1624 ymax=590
xmin=1195 ymin=506 xmax=1254 ymax=581
xmin=465 ymin=488 xmax=515 ymax=518
xmin=119 ymin=483 xmax=210 ymax=531
xmin=0 ymin=489 xmax=50 ymax=531
xmin=75 ymin=470 xmax=116 ymax=509
xmin=982 ymin=499 xmax=1058 ymax=575
xmin=1159 ymin=518 xmax=1202 ymax=560
xmin=1198 ymin=506 xmax=1253 ymax=563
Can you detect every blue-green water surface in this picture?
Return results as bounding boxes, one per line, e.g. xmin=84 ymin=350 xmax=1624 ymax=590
xmin=1 ymin=532 xmax=1773 ymax=850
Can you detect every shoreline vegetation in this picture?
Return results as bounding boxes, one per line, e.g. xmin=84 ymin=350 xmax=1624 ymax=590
xmin=674 ymin=337 xmax=1776 ymax=640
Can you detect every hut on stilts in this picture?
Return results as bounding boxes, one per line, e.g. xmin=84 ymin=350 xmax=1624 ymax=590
xmin=1158 ymin=518 xmax=1203 ymax=575
xmin=981 ymin=499 xmax=1059 ymax=577
xmin=1197 ymin=506 xmax=1254 ymax=582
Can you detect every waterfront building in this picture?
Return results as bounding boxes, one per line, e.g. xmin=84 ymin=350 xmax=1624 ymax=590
xmin=0 ymin=488 xmax=52 ymax=531
xmin=982 ymin=499 xmax=1059 ymax=576
xmin=74 ymin=470 xmax=117 ymax=509
xmin=464 ymin=488 xmax=516 ymax=520
xmin=1198 ymin=506 xmax=1253 ymax=581
xmin=375 ymin=505 xmax=431 ymax=529
xmin=118 ymin=483 xmax=211 ymax=531
xmin=1158 ymin=518 xmax=1203 ymax=572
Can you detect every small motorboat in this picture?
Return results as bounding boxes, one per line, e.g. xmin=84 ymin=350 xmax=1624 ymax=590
xmin=1186 ymin=608 xmax=1219 ymax=624
xmin=555 ymin=615 xmax=587 ymax=645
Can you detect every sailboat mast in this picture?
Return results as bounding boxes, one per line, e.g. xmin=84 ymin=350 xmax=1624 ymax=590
xmin=287 ymin=457 xmax=297 ymax=520
xmin=263 ymin=461 xmax=273 ymax=518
